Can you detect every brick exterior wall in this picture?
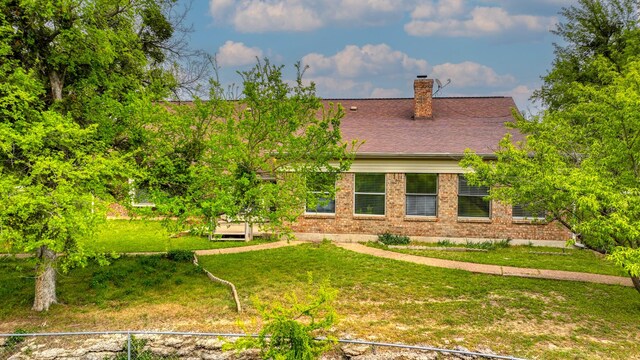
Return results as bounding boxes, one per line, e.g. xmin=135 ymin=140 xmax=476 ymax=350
xmin=291 ymin=173 xmax=571 ymax=242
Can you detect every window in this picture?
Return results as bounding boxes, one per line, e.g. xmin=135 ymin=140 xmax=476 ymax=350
xmin=406 ymin=173 xmax=438 ymax=216
xmin=306 ymin=173 xmax=336 ymax=214
xmin=129 ymin=179 xmax=155 ymax=208
xmin=354 ymin=173 xmax=385 ymax=215
xmin=458 ymin=175 xmax=490 ymax=217
xmin=512 ymin=204 xmax=545 ymax=219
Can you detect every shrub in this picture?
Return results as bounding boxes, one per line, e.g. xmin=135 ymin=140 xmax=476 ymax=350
xmin=378 ymin=232 xmax=410 ymax=245
xmin=465 ymin=238 xmax=511 ymax=251
xmin=228 ymin=274 xmax=338 ymax=360
xmin=165 ymin=250 xmax=195 ymax=262
xmin=4 ymin=328 xmax=27 ymax=350
xmin=436 ymin=239 xmax=455 ymax=247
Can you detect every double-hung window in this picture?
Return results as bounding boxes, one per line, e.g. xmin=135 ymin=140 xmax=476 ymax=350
xmin=406 ymin=173 xmax=438 ymax=216
xmin=354 ymin=173 xmax=385 ymax=215
xmin=458 ymin=175 xmax=490 ymax=218
xmin=306 ymin=174 xmax=336 ymax=214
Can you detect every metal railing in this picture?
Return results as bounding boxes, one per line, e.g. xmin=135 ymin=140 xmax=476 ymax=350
xmin=0 ymin=330 xmax=527 ymax=360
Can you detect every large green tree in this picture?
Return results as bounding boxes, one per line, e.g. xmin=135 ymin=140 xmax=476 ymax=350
xmin=136 ymin=60 xmax=355 ymax=239
xmin=0 ymin=0 xmax=180 ymax=311
xmin=462 ymin=0 xmax=640 ymax=293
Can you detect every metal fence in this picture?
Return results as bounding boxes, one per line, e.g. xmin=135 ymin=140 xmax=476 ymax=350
xmin=0 ymin=330 xmax=527 ymax=360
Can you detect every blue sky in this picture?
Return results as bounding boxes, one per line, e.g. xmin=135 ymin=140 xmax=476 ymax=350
xmin=180 ymin=0 xmax=577 ymax=111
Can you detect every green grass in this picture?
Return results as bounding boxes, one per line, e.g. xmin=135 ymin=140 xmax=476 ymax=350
xmin=83 ymin=220 xmax=274 ymax=253
xmin=2 ymin=243 xmax=639 ymax=359
xmin=365 ymin=241 xmax=628 ymax=277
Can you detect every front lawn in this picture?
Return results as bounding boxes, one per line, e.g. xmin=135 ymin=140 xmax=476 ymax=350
xmin=1 ymin=243 xmax=639 ymax=359
xmin=366 ymin=241 xmax=628 ymax=277
xmin=84 ymin=220 xmax=274 ymax=253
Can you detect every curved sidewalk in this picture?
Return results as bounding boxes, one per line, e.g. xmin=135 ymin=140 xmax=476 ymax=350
xmin=335 ymin=242 xmax=634 ymax=287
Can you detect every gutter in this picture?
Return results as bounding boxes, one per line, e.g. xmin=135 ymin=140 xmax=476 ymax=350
xmin=354 ymin=152 xmax=497 ymax=160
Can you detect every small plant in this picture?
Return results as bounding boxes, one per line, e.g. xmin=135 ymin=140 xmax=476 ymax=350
xmin=4 ymin=328 xmax=27 ymax=350
xmin=165 ymin=250 xmax=195 ymax=262
xmin=436 ymin=239 xmax=455 ymax=247
xmin=378 ymin=232 xmax=410 ymax=245
xmin=114 ymin=336 xmax=178 ymax=360
xmin=464 ymin=238 xmax=512 ymax=251
xmin=228 ymin=273 xmax=338 ymax=360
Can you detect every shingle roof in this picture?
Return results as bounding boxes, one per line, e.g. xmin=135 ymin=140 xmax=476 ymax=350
xmin=324 ymin=97 xmax=521 ymax=158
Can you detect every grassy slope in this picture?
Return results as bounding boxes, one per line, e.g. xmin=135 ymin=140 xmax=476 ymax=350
xmin=1 ymin=243 xmax=639 ymax=359
xmin=366 ymin=242 xmax=627 ymax=277
xmin=84 ymin=220 xmax=273 ymax=253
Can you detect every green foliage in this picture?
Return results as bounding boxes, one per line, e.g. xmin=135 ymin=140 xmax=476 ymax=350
xmin=114 ymin=336 xmax=178 ymax=360
xmin=436 ymin=239 xmax=455 ymax=247
xmin=378 ymin=232 xmax=410 ymax=245
xmin=461 ymin=0 xmax=640 ymax=292
xmin=609 ymin=247 xmax=640 ymax=277
xmin=0 ymin=0 xmax=183 ymax=310
xmin=138 ymin=59 xmax=357 ymax=238
xmin=3 ymin=329 xmax=27 ymax=350
xmin=229 ymin=274 xmax=338 ymax=360
xmin=165 ymin=250 xmax=195 ymax=262
xmin=465 ymin=239 xmax=511 ymax=251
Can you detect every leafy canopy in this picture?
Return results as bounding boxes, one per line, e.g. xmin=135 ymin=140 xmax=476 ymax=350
xmin=137 ymin=60 xmax=355 ymax=237
xmin=461 ymin=0 xmax=640 ymax=291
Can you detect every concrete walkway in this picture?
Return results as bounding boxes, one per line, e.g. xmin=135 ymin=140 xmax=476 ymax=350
xmin=335 ymin=242 xmax=634 ymax=287
xmin=194 ymin=240 xmax=304 ymax=255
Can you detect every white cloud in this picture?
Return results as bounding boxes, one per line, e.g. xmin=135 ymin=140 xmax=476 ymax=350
xmin=209 ymin=0 xmax=323 ymax=32
xmin=371 ymin=87 xmax=404 ymax=98
xmin=432 ymin=61 xmax=515 ymax=87
xmin=302 ymin=44 xmax=428 ymax=78
xmin=208 ymin=0 xmax=411 ymax=32
xmin=216 ymin=41 xmax=263 ymax=67
xmin=209 ymin=0 xmax=562 ymax=38
xmin=405 ymin=4 xmax=557 ymax=37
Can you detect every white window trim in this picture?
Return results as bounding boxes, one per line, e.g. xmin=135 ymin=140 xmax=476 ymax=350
xmin=128 ymin=179 xmax=156 ymax=208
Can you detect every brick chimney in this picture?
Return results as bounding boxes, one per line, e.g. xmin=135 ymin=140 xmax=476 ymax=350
xmin=414 ymin=75 xmax=433 ymax=119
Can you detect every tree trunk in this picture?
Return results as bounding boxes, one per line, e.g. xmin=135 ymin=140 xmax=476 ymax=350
xmin=32 ymin=245 xmax=58 ymax=311
xmin=632 ymin=276 xmax=640 ymax=295
xmin=49 ymin=71 xmax=63 ymax=101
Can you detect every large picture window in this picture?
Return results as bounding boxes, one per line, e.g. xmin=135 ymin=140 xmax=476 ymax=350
xmin=406 ymin=173 xmax=438 ymax=216
xmin=354 ymin=173 xmax=385 ymax=215
xmin=458 ymin=175 xmax=490 ymax=218
xmin=306 ymin=174 xmax=336 ymax=214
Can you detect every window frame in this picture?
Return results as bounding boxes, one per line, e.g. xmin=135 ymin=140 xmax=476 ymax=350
xmin=305 ymin=175 xmax=336 ymax=215
xmin=457 ymin=175 xmax=491 ymax=218
xmin=512 ymin=204 xmax=545 ymax=220
xmin=405 ymin=173 xmax=438 ymax=217
xmin=353 ymin=173 xmax=386 ymax=216
xmin=128 ymin=179 xmax=156 ymax=208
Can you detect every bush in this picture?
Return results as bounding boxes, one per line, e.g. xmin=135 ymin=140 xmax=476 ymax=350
xmin=4 ymin=328 xmax=27 ymax=350
xmin=465 ymin=238 xmax=511 ymax=251
xmin=436 ymin=239 xmax=455 ymax=247
xmin=378 ymin=232 xmax=410 ymax=245
xmin=165 ymin=250 xmax=195 ymax=262
xmin=228 ymin=274 xmax=338 ymax=360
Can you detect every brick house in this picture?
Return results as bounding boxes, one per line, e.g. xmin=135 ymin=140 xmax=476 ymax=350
xmin=291 ymin=76 xmax=570 ymax=245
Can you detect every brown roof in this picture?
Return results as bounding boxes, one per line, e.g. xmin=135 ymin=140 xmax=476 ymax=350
xmin=325 ymin=97 xmax=521 ymax=158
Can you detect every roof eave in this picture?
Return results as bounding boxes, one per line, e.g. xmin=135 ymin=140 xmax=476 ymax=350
xmin=354 ymin=152 xmax=497 ymax=160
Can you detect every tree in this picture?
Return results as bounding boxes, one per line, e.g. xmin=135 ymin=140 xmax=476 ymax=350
xmin=137 ymin=60 xmax=356 ymax=239
xmin=461 ymin=0 xmax=640 ymax=293
xmin=0 ymin=0 xmax=181 ymax=311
